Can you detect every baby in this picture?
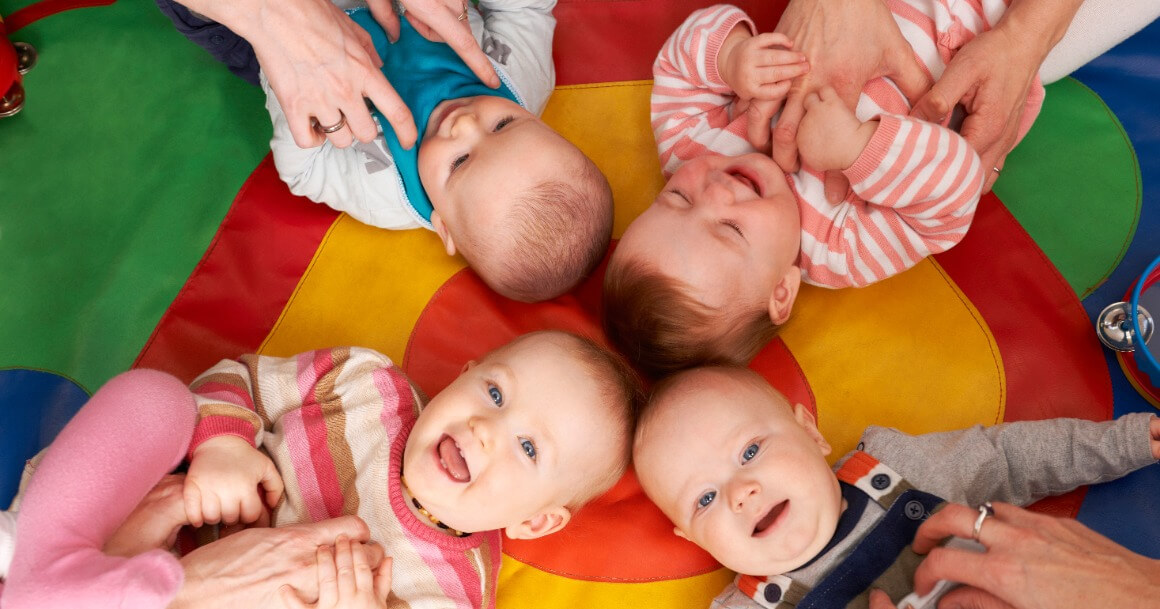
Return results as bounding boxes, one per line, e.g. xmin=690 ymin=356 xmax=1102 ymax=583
xmin=604 ymin=2 xmax=1044 ymax=376
xmin=268 ymin=0 xmax=612 ymax=302
xmin=1 ymin=331 xmax=640 ymax=608
xmin=633 ymin=366 xmax=1160 ymax=609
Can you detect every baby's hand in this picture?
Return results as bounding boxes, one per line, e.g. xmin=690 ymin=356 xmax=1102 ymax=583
xmin=282 ymin=536 xmax=393 ymax=609
xmin=797 ymin=86 xmax=877 ymax=172
xmin=1150 ymin=416 xmax=1160 ymax=460
xmin=719 ymin=29 xmax=809 ymax=106
xmin=184 ymin=435 xmax=284 ymax=528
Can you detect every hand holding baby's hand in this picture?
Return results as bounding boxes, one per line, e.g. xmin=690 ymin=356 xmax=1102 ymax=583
xmin=282 ymin=536 xmax=393 ymax=609
xmin=1150 ymin=416 xmax=1160 ymax=460
xmin=797 ymin=86 xmax=876 ymax=173
xmin=184 ymin=435 xmax=284 ymax=528
xmin=719 ymin=30 xmax=809 ymax=107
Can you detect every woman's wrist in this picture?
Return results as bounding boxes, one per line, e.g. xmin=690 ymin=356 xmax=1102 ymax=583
xmin=994 ymin=0 xmax=1084 ymax=62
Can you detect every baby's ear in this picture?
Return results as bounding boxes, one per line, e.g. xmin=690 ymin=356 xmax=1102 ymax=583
xmin=504 ymin=507 xmax=572 ymax=540
xmin=767 ymin=266 xmax=802 ymax=325
xmin=792 ymin=403 xmax=831 ymax=457
xmin=430 ymin=212 xmax=458 ymax=257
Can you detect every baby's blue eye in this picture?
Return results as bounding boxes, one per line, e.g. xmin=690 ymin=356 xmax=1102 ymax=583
xmin=488 ymin=385 xmax=503 ymax=406
xmin=742 ymin=443 xmax=759 ymax=462
xmin=520 ymin=438 xmax=537 ymax=460
xmin=697 ymin=490 xmax=717 ymax=509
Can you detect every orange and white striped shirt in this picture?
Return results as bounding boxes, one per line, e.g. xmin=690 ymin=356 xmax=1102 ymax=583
xmin=652 ymin=3 xmax=1044 ymax=288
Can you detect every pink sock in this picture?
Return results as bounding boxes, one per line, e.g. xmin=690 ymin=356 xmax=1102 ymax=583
xmin=2 ymin=369 xmax=196 ymax=609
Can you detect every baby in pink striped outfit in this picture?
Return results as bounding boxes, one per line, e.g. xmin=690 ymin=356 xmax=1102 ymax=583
xmin=1 ymin=331 xmax=639 ymax=609
xmin=604 ymin=3 xmax=1043 ymax=377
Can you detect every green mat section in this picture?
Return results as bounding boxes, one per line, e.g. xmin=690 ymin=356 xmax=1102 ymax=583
xmin=0 ymin=0 xmax=270 ymax=392
xmin=994 ymin=77 xmax=1140 ymax=299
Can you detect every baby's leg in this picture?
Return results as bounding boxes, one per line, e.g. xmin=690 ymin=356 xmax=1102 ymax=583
xmin=2 ymin=369 xmax=196 ymax=609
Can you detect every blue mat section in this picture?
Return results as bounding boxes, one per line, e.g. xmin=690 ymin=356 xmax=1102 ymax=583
xmin=0 ymin=369 xmax=90 ymax=507
xmin=1073 ymin=17 xmax=1160 ymax=558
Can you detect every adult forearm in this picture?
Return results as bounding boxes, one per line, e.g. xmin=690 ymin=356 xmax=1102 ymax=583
xmin=997 ymin=0 xmax=1086 ymax=60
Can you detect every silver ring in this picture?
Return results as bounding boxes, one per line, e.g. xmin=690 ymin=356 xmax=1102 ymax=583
xmin=457 ymin=0 xmax=468 ymax=20
xmin=992 ymin=166 xmax=1001 ymax=175
xmin=314 ymin=113 xmax=346 ymax=134
xmin=971 ymin=501 xmax=994 ymax=541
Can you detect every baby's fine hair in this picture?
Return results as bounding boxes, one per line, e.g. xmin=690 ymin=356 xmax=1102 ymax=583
xmin=603 ymin=258 xmax=779 ymax=378
xmin=476 ymin=154 xmax=613 ymax=302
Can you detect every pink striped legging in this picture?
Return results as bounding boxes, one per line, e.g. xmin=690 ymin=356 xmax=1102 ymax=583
xmin=1 ymin=369 xmax=196 ymax=609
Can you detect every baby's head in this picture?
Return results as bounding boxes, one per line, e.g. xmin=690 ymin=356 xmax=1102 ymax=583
xmin=633 ymin=366 xmax=840 ymax=576
xmin=419 ymin=95 xmax=613 ymax=302
xmin=403 ymin=330 xmax=641 ymax=539
xmin=604 ymin=152 xmax=802 ymax=376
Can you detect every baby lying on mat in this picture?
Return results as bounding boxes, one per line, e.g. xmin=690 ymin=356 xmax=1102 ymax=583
xmin=1 ymin=331 xmax=640 ymax=608
xmin=268 ymin=0 xmax=612 ymax=302
xmin=605 ymin=2 xmax=1045 ymax=376
xmin=633 ymin=366 xmax=1160 ymax=609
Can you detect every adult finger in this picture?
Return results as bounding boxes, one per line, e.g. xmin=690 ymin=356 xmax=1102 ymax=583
xmin=745 ymin=99 xmax=778 ymax=154
xmin=374 ymin=556 xmax=394 ymax=601
xmin=772 ymin=88 xmax=807 ymax=172
xmin=883 ymin=45 xmax=933 ymax=106
xmin=823 ymin=170 xmax=850 ymax=204
xmin=911 ymin=545 xmax=998 ymax=596
xmin=302 ymin=515 xmax=373 ymax=544
xmin=317 ymin=545 xmax=339 ymax=607
xmin=983 ymin=155 xmax=1005 ymax=193
xmin=184 ymin=481 xmax=205 ymax=528
xmin=367 ymin=0 xmax=401 ymax=43
xmin=362 ymin=76 xmax=417 ymax=148
xmin=912 ymin=66 xmax=975 ymax=124
xmin=351 ymin=538 xmax=375 ymax=592
xmin=867 ymin=588 xmax=898 ymax=609
xmin=416 ymin=3 xmax=499 ymax=88
xmin=335 ymin=536 xmax=357 ymax=599
xmin=937 ymin=585 xmax=1019 ymax=609
xmin=313 ymin=111 xmax=356 ymax=149
xmin=911 ymin=503 xmax=983 ymax=554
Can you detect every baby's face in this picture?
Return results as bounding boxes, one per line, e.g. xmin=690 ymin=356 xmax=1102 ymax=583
xmin=418 ymin=95 xmax=577 ymax=254
xmin=634 ymin=369 xmax=841 ymax=576
xmin=403 ymin=332 xmax=621 ymax=537
xmin=615 ymin=153 xmax=802 ymax=320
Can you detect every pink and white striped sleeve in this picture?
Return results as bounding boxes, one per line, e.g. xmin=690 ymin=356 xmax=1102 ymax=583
xmin=798 ymin=114 xmax=984 ymax=288
xmin=652 ymin=4 xmax=756 ymax=177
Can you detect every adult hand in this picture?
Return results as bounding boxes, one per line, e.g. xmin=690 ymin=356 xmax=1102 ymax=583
xmin=867 ymin=502 xmax=1160 ymax=609
xmin=375 ymin=0 xmax=499 ymax=91
xmin=761 ymin=0 xmax=931 ymax=202
xmin=171 ymin=515 xmax=386 ymax=609
xmin=910 ymin=27 xmax=1037 ymax=193
xmin=910 ymin=0 xmax=1084 ymax=192
xmin=282 ymin=537 xmax=393 ymax=609
xmin=105 ymin=474 xmax=189 ymax=558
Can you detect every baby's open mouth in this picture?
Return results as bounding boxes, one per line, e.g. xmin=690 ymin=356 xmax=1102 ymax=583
xmin=437 ymin=434 xmax=471 ymax=482
xmin=727 ymin=168 xmax=762 ymax=196
xmin=753 ymin=500 xmax=788 ymax=536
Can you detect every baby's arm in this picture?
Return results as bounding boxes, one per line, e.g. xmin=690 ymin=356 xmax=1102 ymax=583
xmin=652 ymin=5 xmax=805 ymax=176
xmin=863 ymin=413 xmax=1159 ymax=508
xmin=264 ymin=74 xmax=424 ymax=231
xmin=796 ymin=105 xmax=984 ymax=288
xmin=474 ymin=0 xmax=557 ymax=116
xmin=182 ymin=353 xmax=295 ymax=528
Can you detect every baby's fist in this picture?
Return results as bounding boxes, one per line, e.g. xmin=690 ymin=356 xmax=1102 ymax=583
xmin=797 ymin=86 xmax=875 ymax=172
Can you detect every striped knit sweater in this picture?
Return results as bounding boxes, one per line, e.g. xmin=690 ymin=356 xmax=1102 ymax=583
xmin=188 ymin=347 xmax=503 ymax=609
xmin=652 ymin=3 xmax=1044 ymax=288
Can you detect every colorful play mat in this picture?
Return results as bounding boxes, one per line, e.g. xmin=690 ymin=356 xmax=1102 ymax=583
xmin=2 ymin=0 xmax=1159 ymax=605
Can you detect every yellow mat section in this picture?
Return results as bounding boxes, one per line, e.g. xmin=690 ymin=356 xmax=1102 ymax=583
xmin=499 ymin=556 xmax=736 ymax=609
xmin=786 ymin=260 xmax=1005 ymax=459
